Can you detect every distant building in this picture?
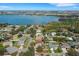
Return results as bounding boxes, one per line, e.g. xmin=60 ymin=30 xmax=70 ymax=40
xmin=59 ymin=15 xmax=79 ymax=22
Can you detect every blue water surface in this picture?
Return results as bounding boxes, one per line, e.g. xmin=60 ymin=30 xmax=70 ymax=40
xmin=0 ymin=15 xmax=59 ymax=25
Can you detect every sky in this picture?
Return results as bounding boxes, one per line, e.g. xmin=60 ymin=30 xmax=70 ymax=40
xmin=0 ymin=3 xmax=79 ymax=10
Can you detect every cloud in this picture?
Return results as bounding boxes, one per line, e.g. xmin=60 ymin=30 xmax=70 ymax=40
xmin=55 ymin=3 xmax=76 ymax=7
xmin=49 ymin=3 xmax=76 ymax=7
xmin=0 ymin=6 xmax=13 ymax=10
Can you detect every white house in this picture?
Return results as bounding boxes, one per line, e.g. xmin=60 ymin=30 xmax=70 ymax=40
xmin=66 ymin=37 xmax=73 ymax=41
xmin=36 ymin=29 xmax=43 ymax=37
xmin=51 ymin=32 xmax=56 ymax=37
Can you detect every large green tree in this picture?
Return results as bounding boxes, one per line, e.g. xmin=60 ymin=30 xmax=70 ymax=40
xmin=0 ymin=44 xmax=5 ymax=55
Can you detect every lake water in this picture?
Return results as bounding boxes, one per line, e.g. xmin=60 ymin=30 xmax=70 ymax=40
xmin=0 ymin=15 xmax=59 ymax=25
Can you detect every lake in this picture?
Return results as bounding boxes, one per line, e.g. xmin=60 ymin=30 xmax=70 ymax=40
xmin=0 ymin=15 xmax=59 ymax=25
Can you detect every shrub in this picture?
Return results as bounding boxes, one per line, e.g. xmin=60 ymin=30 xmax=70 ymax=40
xmin=54 ymin=47 xmax=62 ymax=53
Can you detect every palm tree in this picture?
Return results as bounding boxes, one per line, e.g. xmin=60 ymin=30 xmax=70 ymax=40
xmin=54 ymin=46 xmax=62 ymax=53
